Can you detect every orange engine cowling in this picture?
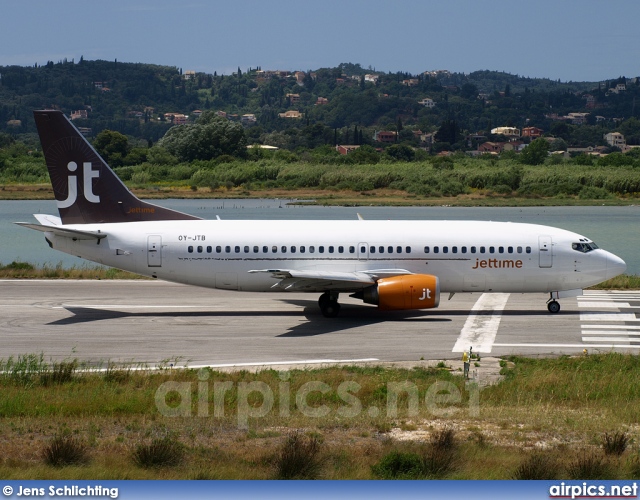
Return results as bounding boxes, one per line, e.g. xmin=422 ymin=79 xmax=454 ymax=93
xmin=359 ymin=274 xmax=440 ymax=311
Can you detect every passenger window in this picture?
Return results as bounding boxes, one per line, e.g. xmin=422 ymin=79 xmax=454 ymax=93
xmin=244 ymin=246 xmax=249 ymax=253
xmin=291 ymin=246 xmax=296 ymax=253
xmin=471 ymin=246 xmax=476 ymax=254
xmin=329 ymin=246 xmax=334 ymax=253
xmin=434 ymin=246 xmax=439 ymax=254
xmin=406 ymin=246 xmax=411 ymax=254
xmin=443 ymin=246 xmax=449 ymax=254
xmin=388 ymin=246 xmax=393 ymax=253
xmin=499 ymin=246 xmax=504 ymax=254
xmin=452 ymin=246 xmax=458 ymax=254
xmin=370 ymin=246 xmax=376 ymax=254
xmin=253 ymin=246 xmax=259 ymax=253
xmin=508 ymin=246 xmax=513 ymax=254
xmin=216 ymin=246 xmax=222 ymax=253
xmin=517 ymin=246 xmax=523 ymax=253
xmin=319 ymin=246 xmax=325 ymax=253
xmin=379 ymin=246 xmax=384 ymax=254
xmin=225 ymin=246 xmax=231 ymax=253
xmin=396 ymin=246 xmax=402 ymax=254
xmin=281 ymin=246 xmax=287 ymax=253
xmin=461 ymin=246 xmax=467 ymax=254
xmin=338 ymin=246 xmax=344 ymax=253
xmin=197 ymin=246 xmax=203 ymax=253
xmin=207 ymin=246 xmax=212 ymax=253
xmin=272 ymin=245 xmax=277 ymax=253
xmin=526 ymin=246 xmax=532 ymax=254
xmin=235 ymin=246 xmax=241 ymax=253
xmin=310 ymin=246 xmax=315 ymax=253
xmin=300 ymin=246 xmax=306 ymax=253
xmin=188 ymin=246 xmax=194 ymax=253
xmin=361 ymin=246 xmax=367 ymax=253
xmin=349 ymin=246 xmax=355 ymax=254
xmin=263 ymin=246 xmax=268 ymax=253
xmin=489 ymin=246 xmax=495 ymax=254
xmin=480 ymin=246 xmax=486 ymax=254
xmin=424 ymin=246 xmax=430 ymax=254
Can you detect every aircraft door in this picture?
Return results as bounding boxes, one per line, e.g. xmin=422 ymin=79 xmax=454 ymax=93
xmin=538 ymin=235 xmax=552 ymax=268
xmin=358 ymin=242 xmax=369 ymax=261
xmin=147 ymin=235 xmax=162 ymax=267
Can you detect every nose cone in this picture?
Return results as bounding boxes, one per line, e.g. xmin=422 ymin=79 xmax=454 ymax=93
xmin=606 ymin=252 xmax=627 ymax=279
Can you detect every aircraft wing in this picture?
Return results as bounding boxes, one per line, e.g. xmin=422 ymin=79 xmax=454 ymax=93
xmin=14 ymin=222 xmax=107 ymax=241
xmin=248 ymin=268 xmax=413 ymax=292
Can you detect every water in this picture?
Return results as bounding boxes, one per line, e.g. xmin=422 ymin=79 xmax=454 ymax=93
xmin=2 ymin=199 xmax=639 ymax=274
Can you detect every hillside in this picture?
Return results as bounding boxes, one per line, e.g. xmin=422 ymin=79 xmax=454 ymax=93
xmin=1 ymin=59 xmax=638 ymax=151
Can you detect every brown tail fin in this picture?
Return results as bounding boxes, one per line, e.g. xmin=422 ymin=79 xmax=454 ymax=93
xmin=33 ymin=110 xmax=199 ymax=224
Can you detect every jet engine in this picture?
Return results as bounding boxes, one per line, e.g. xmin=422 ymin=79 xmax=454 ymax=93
xmin=353 ymin=274 xmax=440 ymax=311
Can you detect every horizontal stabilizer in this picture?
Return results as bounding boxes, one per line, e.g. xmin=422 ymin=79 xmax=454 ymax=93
xmin=15 ymin=222 xmax=107 ymax=241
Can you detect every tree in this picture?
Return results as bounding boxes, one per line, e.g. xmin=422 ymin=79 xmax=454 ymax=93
xmin=93 ymin=130 xmax=130 ymax=167
xmin=385 ymin=144 xmax=415 ymax=162
xmin=519 ymin=137 xmax=549 ymax=165
xmin=158 ymin=111 xmax=247 ymax=161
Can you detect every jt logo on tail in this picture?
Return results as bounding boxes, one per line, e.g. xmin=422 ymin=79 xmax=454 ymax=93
xmin=58 ymin=161 xmax=100 ymax=208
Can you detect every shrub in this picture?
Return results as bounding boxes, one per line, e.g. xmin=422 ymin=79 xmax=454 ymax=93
xmin=273 ymin=431 xmax=324 ymax=480
xmin=566 ymin=451 xmax=613 ymax=479
xmin=421 ymin=427 xmax=458 ymax=477
xmin=132 ymin=435 xmax=184 ymax=468
xmin=579 ymin=186 xmax=611 ymax=200
xmin=371 ymin=450 xmax=424 ymax=479
xmin=513 ymin=452 xmax=560 ymax=480
xmin=602 ymin=431 xmax=629 ymax=456
xmin=42 ymin=434 xmax=89 ymax=467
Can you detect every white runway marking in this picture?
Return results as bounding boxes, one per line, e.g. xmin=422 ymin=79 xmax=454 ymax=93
xmin=493 ymin=343 xmax=640 ymax=349
xmin=579 ymin=313 xmax=638 ymax=322
xmin=578 ymin=302 xmax=630 ymax=308
xmin=452 ymin=293 xmax=510 ymax=353
xmin=188 ymin=358 xmax=380 ymax=369
xmin=577 ymin=291 xmax=640 ymax=347
xmin=53 ymin=305 xmax=218 ymax=309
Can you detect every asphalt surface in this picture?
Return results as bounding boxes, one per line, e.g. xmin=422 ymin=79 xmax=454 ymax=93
xmin=2 ymin=280 xmax=639 ymax=367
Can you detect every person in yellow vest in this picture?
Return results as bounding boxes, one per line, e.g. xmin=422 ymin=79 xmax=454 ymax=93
xmin=462 ymin=347 xmax=471 ymax=379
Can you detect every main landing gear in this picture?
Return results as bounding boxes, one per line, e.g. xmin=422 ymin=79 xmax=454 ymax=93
xmin=547 ymin=295 xmax=561 ymax=314
xmin=319 ymin=291 xmax=341 ymax=318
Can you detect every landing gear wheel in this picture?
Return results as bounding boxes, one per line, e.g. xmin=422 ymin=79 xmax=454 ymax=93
xmin=547 ymin=300 xmax=560 ymax=314
xmin=319 ymin=292 xmax=341 ymax=318
xmin=320 ymin=301 xmax=341 ymax=318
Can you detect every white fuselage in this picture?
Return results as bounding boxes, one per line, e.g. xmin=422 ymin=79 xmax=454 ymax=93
xmin=44 ymin=219 xmax=625 ymax=294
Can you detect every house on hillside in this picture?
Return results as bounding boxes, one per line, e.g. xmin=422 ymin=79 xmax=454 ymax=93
xmin=522 ymin=127 xmax=543 ymax=138
xmin=278 ymin=110 xmax=303 ymax=119
xmin=491 ymin=127 xmax=520 ymax=137
xmin=604 ymin=132 xmax=626 ymax=148
xmin=336 ymin=145 xmax=360 ymax=155
xmin=374 ymin=131 xmax=397 ymax=143
xmin=418 ymin=98 xmax=436 ymax=108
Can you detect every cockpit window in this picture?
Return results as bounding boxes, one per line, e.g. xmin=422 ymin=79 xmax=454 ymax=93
xmin=572 ymin=242 xmax=599 ymax=253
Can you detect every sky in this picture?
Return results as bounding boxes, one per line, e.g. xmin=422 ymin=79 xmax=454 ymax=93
xmin=2 ymin=0 xmax=639 ymax=82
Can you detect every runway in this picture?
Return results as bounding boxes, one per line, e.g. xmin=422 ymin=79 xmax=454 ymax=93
xmin=1 ymin=280 xmax=639 ymax=367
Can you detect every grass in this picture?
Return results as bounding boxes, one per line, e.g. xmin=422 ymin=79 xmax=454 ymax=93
xmin=1 ymin=353 xmax=640 ymax=478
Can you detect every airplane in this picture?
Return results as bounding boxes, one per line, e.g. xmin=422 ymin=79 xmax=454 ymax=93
xmin=17 ymin=110 xmax=627 ymax=317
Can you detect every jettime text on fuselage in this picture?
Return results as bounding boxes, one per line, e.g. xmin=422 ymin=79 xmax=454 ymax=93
xmin=471 ymin=258 xmax=523 ymax=269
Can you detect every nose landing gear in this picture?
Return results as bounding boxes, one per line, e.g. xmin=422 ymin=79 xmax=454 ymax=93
xmin=547 ymin=297 xmax=561 ymax=314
